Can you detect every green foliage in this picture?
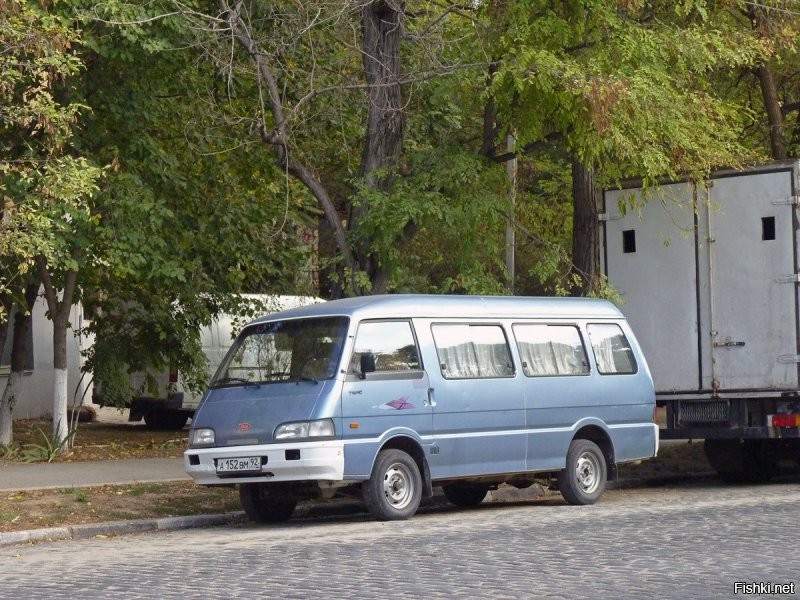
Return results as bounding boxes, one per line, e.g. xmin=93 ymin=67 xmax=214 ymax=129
xmin=489 ymin=1 xmax=768 ymax=185
xmin=19 ymin=423 xmax=78 ymax=463
xmin=0 ymin=443 xmax=21 ymax=461
xmin=0 ymin=0 xmax=99 ymax=297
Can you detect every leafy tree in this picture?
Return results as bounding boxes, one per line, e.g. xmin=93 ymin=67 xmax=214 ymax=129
xmin=478 ymin=0 xmax=768 ymax=294
xmin=0 ymin=0 xmax=102 ymax=444
xmin=67 ymin=0 xmax=320 ymax=405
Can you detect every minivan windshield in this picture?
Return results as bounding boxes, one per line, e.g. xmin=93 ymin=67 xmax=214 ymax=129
xmin=210 ymin=317 xmax=349 ymax=387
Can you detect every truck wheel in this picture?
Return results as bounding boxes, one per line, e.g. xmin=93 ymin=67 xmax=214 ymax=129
xmin=442 ymin=483 xmax=488 ymax=507
xmin=558 ymin=439 xmax=607 ymax=505
xmin=143 ymin=410 xmax=189 ymax=431
xmin=363 ymin=449 xmax=422 ymax=521
xmin=704 ymin=439 xmax=777 ymax=484
xmin=239 ymin=483 xmax=297 ymax=523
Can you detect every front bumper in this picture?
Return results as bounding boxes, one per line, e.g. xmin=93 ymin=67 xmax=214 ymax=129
xmin=184 ymin=440 xmax=345 ymax=485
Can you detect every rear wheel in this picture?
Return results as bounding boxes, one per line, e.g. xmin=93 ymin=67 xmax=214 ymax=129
xmin=558 ymin=439 xmax=607 ymax=505
xmin=143 ymin=409 xmax=189 ymax=431
xmin=442 ymin=484 xmax=488 ymax=508
xmin=704 ymin=439 xmax=777 ymax=484
xmin=363 ymin=449 xmax=422 ymax=521
xmin=239 ymin=483 xmax=297 ymax=523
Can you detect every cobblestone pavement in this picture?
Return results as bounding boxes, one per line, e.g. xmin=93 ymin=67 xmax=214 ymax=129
xmin=2 ymin=480 xmax=799 ymax=599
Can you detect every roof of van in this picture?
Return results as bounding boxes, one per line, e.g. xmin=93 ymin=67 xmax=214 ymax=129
xmin=249 ymin=294 xmax=624 ymax=323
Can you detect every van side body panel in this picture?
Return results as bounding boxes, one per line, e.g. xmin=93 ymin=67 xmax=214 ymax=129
xmin=414 ymin=318 xmax=526 ymax=480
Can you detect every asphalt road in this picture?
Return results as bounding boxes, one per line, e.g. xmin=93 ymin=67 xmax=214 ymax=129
xmin=2 ymin=479 xmax=799 ymax=599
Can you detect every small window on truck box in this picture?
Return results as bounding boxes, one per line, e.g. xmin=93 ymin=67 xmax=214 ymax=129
xmin=587 ymin=323 xmax=637 ymax=375
xmin=513 ymin=324 xmax=589 ymax=377
xmin=432 ymin=324 xmax=514 ymax=379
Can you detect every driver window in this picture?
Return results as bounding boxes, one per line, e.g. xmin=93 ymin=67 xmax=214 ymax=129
xmin=350 ymin=321 xmax=421 ymax=376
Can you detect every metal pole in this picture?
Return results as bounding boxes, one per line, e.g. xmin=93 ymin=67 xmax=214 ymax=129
xmin=505 ymin=133 xmax=517 ymax=293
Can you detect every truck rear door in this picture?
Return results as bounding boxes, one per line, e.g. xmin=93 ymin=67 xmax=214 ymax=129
xmin=704 ymin=170 xmax=799 ymax=391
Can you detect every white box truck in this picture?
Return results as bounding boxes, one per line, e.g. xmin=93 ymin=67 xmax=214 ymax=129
xmin=601 ymin=161 xmax=800 ymax=482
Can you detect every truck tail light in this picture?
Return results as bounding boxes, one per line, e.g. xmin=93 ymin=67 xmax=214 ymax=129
xmin=769 ymin=414 xmax=800 ymax=427
xmin=169 ymin=368 xmax=178 ymax=384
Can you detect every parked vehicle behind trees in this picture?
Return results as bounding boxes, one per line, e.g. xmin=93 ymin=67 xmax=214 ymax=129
xmin=92 ymin=295 xmax=320 ymax=430
xmin=185 ymin=295 xmax=658 ymax=522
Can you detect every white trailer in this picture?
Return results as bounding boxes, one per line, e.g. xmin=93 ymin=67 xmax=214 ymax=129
xmin=601 ymin=161 xmax=800 ymax=482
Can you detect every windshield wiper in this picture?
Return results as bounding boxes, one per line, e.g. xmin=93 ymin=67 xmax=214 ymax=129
xmin=295 ymin=375 xmax=318 ymax=385
xmin=212 ymin=377 xmax=261 ymax=389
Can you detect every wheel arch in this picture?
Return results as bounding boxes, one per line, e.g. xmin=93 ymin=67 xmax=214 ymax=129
xmin=572 ymin=425 xmax=617 ymax=481
xmin=377 ymin=435 xmax=433 ymax=498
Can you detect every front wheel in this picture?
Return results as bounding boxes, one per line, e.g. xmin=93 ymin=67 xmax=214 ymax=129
xmin=363 ymin=449 xmax=422 ymax=521
xmin=558 ymin=439 xmax=607 ymax=505
xmin=239 ymin=483 xmax=297 ymax=523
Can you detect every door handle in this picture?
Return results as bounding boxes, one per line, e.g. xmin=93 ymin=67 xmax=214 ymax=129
xmin=425 ymin=387 xmax=436 ymax=407
xmin=713 ymin=340 xmax=745 ymax=348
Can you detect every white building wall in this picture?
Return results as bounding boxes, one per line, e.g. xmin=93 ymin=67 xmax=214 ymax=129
xmin=0 ymin=294 xmax=92 ymax=420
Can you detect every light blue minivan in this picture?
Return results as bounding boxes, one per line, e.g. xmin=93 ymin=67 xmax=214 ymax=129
xmin=185 ymin=295 xmax=658 ymax=521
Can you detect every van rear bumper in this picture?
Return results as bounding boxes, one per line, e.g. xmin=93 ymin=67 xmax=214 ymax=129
xmin=184 ymin=441 xmax=345 ymax=485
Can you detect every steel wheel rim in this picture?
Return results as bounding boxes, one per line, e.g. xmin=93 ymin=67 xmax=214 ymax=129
xmin=575 ymin=451 xmax=601 ymax=494
xmin=382 ymin=462 xmax=415 ymax=510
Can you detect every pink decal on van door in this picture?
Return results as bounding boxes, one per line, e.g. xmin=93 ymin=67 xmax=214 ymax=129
xmin=376 ymin=397 xmax=415 ymax=410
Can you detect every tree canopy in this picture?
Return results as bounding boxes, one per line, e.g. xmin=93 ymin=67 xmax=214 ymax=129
xmin=2 ymin=0 xmax=799 ymax=438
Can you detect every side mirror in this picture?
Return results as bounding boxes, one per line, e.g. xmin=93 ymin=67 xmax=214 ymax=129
xmin=359 ymin=352 xmax=376 ymax=379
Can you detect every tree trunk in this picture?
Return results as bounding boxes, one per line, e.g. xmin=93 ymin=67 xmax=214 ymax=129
xmin=571 ymin=157 xmax=601 ymax=296
xmin=36 ymin=256 xmax=78 ymax=448
xmin=352 ymin=0 xmax=407 ymax=294
xmin=0 ymin=283 xmax=38 ymax=445
xmin=749 ymin=6 xmax=786 ymax=160
xmin=756 ymin=63 xmax=786 ymax=160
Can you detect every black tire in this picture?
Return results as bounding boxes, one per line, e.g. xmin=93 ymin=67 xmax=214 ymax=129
xmin=143 ymin=410 xmax=189 ymax=431
xmin=239 ymin=483 xmax=297 ymax=523
xmin=442 ymin=484 xmax=488 ymax=508
xmin=558 ymin=439 xmax=607 ymax=505
xmin=704 ymin=439 xmax=777 ymax=484
xmin=363 ymin=449 xmax=422 ymax=521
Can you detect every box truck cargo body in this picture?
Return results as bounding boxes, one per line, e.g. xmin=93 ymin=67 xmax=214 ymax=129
xmin=601 ymin=161 xmax=800 ymax=482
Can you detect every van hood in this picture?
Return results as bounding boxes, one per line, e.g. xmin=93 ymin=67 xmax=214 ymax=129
xmin=191 ymin=381 xmax=333 ymax=446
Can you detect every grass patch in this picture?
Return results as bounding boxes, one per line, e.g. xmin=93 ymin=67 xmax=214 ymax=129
xmin=0 ymin=482 xmax=240 ymax=533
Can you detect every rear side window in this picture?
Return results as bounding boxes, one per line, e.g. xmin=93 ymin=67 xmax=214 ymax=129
xmin=513 ymin=324 xmax=589 ymax=377
xmin=587 ymin=323 xmax=637 ymax=375
xmin=350 ymin=320 xmax=421 ymax=373
xmin=432 ymin=324 xmax=514 ymax=379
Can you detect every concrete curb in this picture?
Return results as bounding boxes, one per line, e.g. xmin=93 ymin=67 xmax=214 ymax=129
xmin=0 ymin=512 xmax=246 ymax=548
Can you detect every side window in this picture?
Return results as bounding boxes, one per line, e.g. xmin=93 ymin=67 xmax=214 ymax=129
xmin=350 ymin=321 xmax=421 ymax=375
xmin=587 ymin=323 xmax=637 ymax=375
xmin=513 ymin=324 xmax=589 ymax=377
xmin=432 ymin=324 xmax=514 ymax=379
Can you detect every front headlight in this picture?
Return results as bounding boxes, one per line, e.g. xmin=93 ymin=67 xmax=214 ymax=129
xmin=274 ymin=419 xmax=335 ymax=440
xmin=191 ymin=428 xmax=215 ymax=446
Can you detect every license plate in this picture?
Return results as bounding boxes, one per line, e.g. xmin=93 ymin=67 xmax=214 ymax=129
xmin=216 ymin=456 xmax=262 ymax=473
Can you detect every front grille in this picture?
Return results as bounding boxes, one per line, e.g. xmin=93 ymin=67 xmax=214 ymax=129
xmin=678 ymin=400 xmax=730 ymax=425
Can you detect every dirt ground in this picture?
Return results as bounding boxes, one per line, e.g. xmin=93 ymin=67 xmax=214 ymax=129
xmin=0 ymin=415 xmax=713 ymax=534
